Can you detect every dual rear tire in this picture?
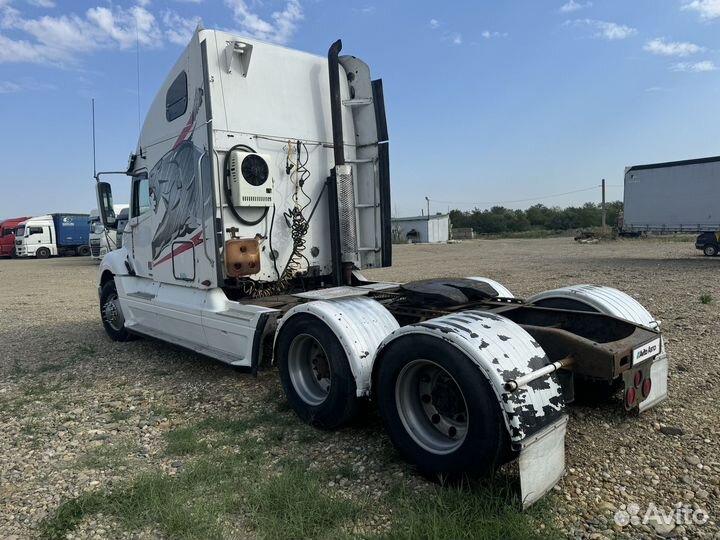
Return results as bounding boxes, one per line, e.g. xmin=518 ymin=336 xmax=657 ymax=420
xmin=276 ymin=316 xmax=507 ymax=478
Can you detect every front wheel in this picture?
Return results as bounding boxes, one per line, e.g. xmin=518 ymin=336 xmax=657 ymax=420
xmin=703 ymin=245 xmax=718 ymax=257
xmin=78 ymin=245 xmax=91 ymax=257
xmin=275 ymin=314 xmax=360 ymax=429
xmin=36 ymin=247 xmax=51 ymax=259
xmin=100 ymin=280 xmax=135 ymax=342
xmin=375 ymin=335 xmax=509 ymax=479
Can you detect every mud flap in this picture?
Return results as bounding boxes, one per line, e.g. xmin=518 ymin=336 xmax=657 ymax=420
xmin=639 ymin=353 xmax=669 ymax=413
xmin=519 ymin=415 xmax=568 ymax=508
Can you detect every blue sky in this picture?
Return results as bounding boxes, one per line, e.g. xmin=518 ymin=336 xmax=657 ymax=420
xmin=1 ymin=0 xmax=719 ymax=218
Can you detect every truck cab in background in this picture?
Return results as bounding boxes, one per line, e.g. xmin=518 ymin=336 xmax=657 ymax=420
xmin=0 ymin=217 xmax=31 ymax=257
xmin=89 ymin=205 xmax=129 ymax=261
xmin=15 ymin=214 xmax=91 ymax=258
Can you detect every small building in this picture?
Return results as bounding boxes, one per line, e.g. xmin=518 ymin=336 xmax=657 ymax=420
xmin=391 ymin=213 xmax=451 ymax=243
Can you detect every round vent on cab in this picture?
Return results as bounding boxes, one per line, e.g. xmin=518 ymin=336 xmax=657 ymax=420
xmin=228 ymin=150 xmax=273 ymax=207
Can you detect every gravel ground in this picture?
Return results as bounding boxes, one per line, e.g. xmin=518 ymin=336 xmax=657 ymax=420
xmin=1 ymin=237 xmax=719 ymax=540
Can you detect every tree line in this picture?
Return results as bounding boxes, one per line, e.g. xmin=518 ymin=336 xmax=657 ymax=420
xmin=449 ymin=201 xmax=623 ymax=234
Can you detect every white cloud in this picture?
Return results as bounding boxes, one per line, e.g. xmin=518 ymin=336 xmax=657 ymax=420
xmin=352 ymin=6 xmax=375 ymax=14
xmin=224 ymin=0 xmax=302 ymax=45
xmin=570 ymin=19 xmax=636 ymax=40
xmin=452 ymin=33 xmax=462 ymax=45
xmin=429 ymin=18 xmax=439 ymax=29
xmin=643 ymin=38 xmax=704 ymax=57
xmin=672 ymin=60 xmax=718 ymax=72
xmin=560 ymin=0 xmax=591 ymax=13
xmin=682 ymin=0 xmax=720 ymax=20
xmin=27 ymin=0 xmax=55 ymax=8
xmin=0 ymin=80 xmax=21 ymax=92
xmin=481 ymin=30 xmax=507 ymax=39
xmin=163 ymin=10 xmax=200 ymax=46
xmin=0 ymin=3 xmax=164 ymax=64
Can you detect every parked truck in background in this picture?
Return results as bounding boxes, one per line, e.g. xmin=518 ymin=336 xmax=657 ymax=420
xmin=623 ymin=155 xmax=720 ymax=255
xmin=94 ymin=29 xmax=668 ymax=507
xmin=89 ymin=205 xmax=129 ymax=261
xmin=15 ymin=213 xmax=91 ymax=258
xmin=0 ymin=217 xmax=31 ymax=257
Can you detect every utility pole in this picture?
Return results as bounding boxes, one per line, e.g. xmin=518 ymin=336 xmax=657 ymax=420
xmin=425 ymin=196 xmax=430 ymax=218
xmin=601 ymin=178 xmax=607 ymax=230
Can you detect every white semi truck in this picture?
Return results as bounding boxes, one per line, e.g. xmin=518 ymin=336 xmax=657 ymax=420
xmin=89 ymin=205 xmax=129 ymax=261
xmin=95 ymin=28 xmax=668 ymax=506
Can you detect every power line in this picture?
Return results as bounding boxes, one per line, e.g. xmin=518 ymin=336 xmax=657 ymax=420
xmin=430 ymin=185 xmax=605 ymax=208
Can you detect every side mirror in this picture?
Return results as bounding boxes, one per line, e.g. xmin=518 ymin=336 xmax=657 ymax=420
xmin=96 ymin=182 xmax=116 ymax=226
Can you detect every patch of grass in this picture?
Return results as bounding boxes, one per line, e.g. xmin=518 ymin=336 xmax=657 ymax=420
xmin=376 ymin=479 xmax=559 ymax=540
xmin=77 ymin=441 xmax=140 ymax=469
xmin=165 ymin=426 xmax=209 ymax=456
xmin=42 ymin=411 xmax=558 ymax=540
xmin=22 ymin=382 xmax=65 ymax=397
xmin=247 ymin=462 xmax=360 ymax=540
xmin=700 ymin=293 xmax=712 ymax=305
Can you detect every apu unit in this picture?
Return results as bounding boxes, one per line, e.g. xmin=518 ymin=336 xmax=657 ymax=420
xmin=228 ymin=151 xmax=273 ymax=207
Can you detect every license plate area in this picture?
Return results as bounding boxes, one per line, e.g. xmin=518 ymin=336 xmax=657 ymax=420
xmin=632 ymin=336 xmax=661 ymax=366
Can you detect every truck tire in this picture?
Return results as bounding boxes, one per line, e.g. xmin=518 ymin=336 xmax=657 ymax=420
xmin=78 ymin=245 xmax=91 ymax=257
xmin=703 ymin=245 xmax=718 ymax=257
xmin=36 ymin=247 xmax=51 ymax=259
xmin=275 ymin=314 xmax=359 ymax=429
xmin=100 ymin=280 xmax=135 ymax=342
xmin=375 ymin=335 xmax=507 ymax=479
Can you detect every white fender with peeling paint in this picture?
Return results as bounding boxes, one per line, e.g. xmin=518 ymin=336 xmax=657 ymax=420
xmin=275 ymin=296 xmax=399 ymax=397
xmin=527 ymin=284 xmax=668 ymax=412
xmin=372 ymin=309 xmax=569 ymax=507
xmin=373 ymin=310 xmax=566 ymax=443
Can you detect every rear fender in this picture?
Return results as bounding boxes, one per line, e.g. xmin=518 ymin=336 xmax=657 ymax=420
xmin=372 ymin=310 xmax=566 ymax=444
xmin=527 ymin=284 xmax=668 ymax=411
xmin=275 ymin=297 xmax=399 ymax=397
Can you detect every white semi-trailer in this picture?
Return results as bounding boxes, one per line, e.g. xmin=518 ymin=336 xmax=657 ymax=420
xmin=95 ymin=28 xmax=668 ymax=506
xmin=623 ymin=156 xmax=720 ymax=255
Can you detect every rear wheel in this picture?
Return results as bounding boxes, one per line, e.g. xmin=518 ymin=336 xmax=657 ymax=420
xmin=376 ymin=335 xmax=508 ymax=479
xmin=36 ymin=247 xmax=50 ymax=259
xmin=276 ymin=314 xmax=360 ymax=429
xmin=100 ymin=280 xmax=135 ymax=342
xmin=703 ymin=244 xmax=718 ymax=257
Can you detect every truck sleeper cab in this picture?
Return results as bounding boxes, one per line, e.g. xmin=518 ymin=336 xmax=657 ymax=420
xmin=96 ymin=28 xmax=668 ymax=507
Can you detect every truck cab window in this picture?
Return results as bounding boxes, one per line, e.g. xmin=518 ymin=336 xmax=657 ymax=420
xmin=2 ymin=228 xmax=11 ymax=237
xmin=133 ymin=176 xmax=151 ymax=217
xmin=166 ymin=71 xmax=188 ymax=122
xmin=29 ymin=227 xmax=43 ymax=235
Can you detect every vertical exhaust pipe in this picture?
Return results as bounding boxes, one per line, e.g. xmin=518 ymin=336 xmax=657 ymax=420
xmin=327 ymin=39 xmax=358 ymax=285
xmin=328 ymin=40 xmax=345 ymax=167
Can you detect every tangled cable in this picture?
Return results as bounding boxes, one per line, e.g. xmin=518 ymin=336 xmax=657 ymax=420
xmin=242 ymin=141 xmax=311 ymax=298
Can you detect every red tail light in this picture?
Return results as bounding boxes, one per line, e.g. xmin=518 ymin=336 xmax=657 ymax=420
xmin=642 ymin=378 xmax=652 ymax=397
xmin=627 ymin=386 xmax=637 ymax=407
xmin=634 ymin=370 xmax=643 ymax=387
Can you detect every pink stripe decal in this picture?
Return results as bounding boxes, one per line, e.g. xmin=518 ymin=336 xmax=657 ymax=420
xmin=154 ymin=231 xmax=203 ymax=267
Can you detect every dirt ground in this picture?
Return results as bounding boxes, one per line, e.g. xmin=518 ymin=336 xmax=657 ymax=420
xmin=1 ymin=237 xmax=719 ymax=539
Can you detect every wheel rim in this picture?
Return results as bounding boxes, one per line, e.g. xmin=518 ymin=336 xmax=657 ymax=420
xmin=705 ymin=246 xmax=716 ymax=256
xmin=102 ymin=291 xmax=125 ymax=332
xmin=287 ymin=333 xmax=332 ymax=406
xmin=395 ymin=359 xmax=469 ymax=455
